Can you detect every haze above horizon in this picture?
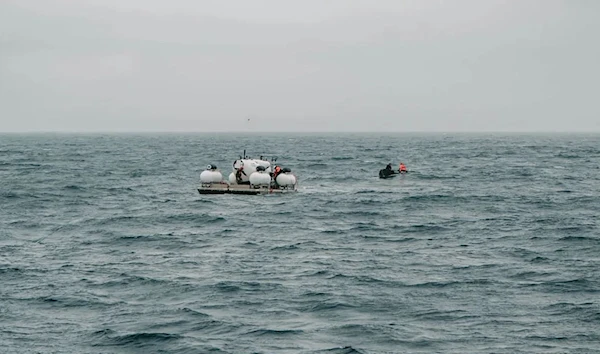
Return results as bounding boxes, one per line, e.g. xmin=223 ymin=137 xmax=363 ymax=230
xmin=1 ymin=0 xmax=599 ymax=133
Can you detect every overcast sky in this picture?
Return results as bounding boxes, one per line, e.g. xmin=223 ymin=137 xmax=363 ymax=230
xmin=1 ymin=0 xmax=598 ymax=132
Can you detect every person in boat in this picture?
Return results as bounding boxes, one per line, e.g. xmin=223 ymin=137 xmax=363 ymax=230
xmin=398 ymin=162 xmax=407 ymax=173
xmin=271 ymin=165 xmax=282 ymax=187
xmin=235 ymin=166 xmax=247 ymax=184
xmin=379 ymin=163 xmax=396 ymax=178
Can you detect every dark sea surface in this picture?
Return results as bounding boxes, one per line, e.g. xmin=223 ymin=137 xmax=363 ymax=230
xmin=1 ymin=133 xmax=599 ymax=354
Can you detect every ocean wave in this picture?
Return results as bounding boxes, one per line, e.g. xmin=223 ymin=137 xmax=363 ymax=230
xmin=186 ymin=319 xmax=243 ymax=342
xmin=0 ymin=191 xmax=23 ymax=199
xmin=559 ymin=235 xmax=598 ymax=242
xmin=97 ymin=274 xmax=174 ymax=288
xmin=211 ymin=281 xmax=283 ymax=293
xmin=403 ymin=194 xmax=458 ymax=202
xmin=348 ymin=224 xmax=386 ymax=232
xmin=308 ymin=301 xmax=356 ymax=312
xmin=300 ymin=270 xmax=330 ymax=278
xmin=93 ymin=213 xmax=226 ymax=227
xmin=311 ymin=346 xmax=366 ymax=354
xmin=313 ymin=346 xmax=366 ymax=354
xmin=244 ymin=328 xmax=304 ymax=337
xmin=319 ymin=229 xmax=344 ymax=235
xmin=269 ymin=243 xmax=302 ymax=251
xmin=92 ymin=330 xmax=183 ymax=347
xmin=63 ymin=184 xmax=85 ymax=190
xmin=177 ymin=307 xmax=210 ymax=317
xmin=414 ymin=174 xmax=458 ymax=180
xmin=507 ymin=270 xmax=556 ymax=280
xmin=334 ymin=210 xmax=384 ymax=217
xmin=39 ymin=295 xmax=123 ymax=308
xmin=392 ymin=224 xmax=451 ymax=234
xmin=532 ymin=278 xmax=599 ymax=293
xmin=412 ymin=309 xmax=476 ymax=321
xmin=402 ymin=280 xmax=462 ymax=288
xmin=326 ymin=273 xmax=386 ymax=284
xmin=353 ymin=189 xmax=397 ymax=194
xmin=543 ymin=302 xmax=600 ymax=322
xmin=297 ymin=163 xmax=329 ymax=169
xmin=0 ymin=267 xmax=23 ymax=274
xmin=101 ymin=186 xmax=135 ymax=193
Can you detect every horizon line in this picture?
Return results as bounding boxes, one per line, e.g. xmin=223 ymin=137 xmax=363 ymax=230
xmin=1 ymin=130 xmax=600 ymax=134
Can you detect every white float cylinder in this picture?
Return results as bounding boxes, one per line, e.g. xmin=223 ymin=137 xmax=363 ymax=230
xmin=228 ymin=172 xmax=237 ymax=184
xmin=276 ymin=173 xmax=297 ymax=186
xmin=200 ymin=170 xmax=223 ymax=183
xmin=249 ymin=171 xmax=272 ymax=186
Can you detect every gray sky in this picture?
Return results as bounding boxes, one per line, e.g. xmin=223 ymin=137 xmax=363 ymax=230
xmin=1 ymin=0 xmax=598 ymax=132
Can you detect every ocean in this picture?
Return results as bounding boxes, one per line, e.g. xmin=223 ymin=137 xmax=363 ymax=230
xmin=1 ymin=133 xmax=599 ymax=353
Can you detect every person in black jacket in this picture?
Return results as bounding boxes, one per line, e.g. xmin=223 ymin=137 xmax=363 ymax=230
xmin=379 ymin=163 xmax=396 ymax=178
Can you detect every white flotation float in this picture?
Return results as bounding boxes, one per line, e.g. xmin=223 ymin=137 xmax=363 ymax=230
xmin=249 ymin=170 xmax=272 ymax=186
xmin=275 ymin=168 xmax=297 ymax=187
xmin=200 ymin=164 xmax=223 ymax=183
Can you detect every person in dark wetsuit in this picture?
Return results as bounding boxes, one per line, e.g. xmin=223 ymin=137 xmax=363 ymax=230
xmin=379 ymin=163 xmax=396 ymax=178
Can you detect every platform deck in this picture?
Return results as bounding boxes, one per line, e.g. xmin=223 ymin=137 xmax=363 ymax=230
xmin=197 ymin=183 xmax=296 ymax=195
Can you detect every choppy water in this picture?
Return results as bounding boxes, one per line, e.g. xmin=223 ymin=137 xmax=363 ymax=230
xmin=1 ymin=133 xmax=599 ymax=353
